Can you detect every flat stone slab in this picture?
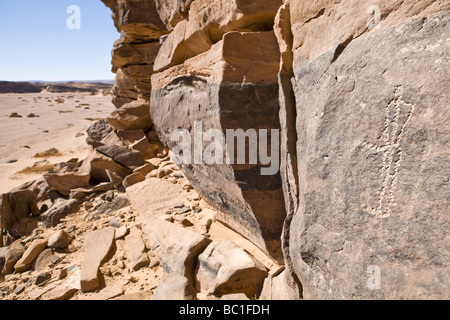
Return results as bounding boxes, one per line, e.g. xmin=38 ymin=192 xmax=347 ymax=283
xmin=127 ymin=178 xmax=186 ymax=220
xmin=80 ymin=228 xmax=115 ymax=292
xmin=125 ymin=228 xmax=149 ymax=271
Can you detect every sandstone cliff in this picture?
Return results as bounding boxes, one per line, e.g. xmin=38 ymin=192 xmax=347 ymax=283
xmin=100 ymin=0 xmax=449 ymax=300
xmin=1 ymin=0 xmax=448 ymax=301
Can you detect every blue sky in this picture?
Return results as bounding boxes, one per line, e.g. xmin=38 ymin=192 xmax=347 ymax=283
xmin=0 ymin=0 xmax=120 ymax=81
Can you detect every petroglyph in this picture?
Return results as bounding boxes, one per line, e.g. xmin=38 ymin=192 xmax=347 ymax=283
xmin=362 ymin=86 xmax=415 ymax=218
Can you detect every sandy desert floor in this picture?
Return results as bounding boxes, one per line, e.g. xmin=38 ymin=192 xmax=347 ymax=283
xmin=0 ymin=92 xmax=115 ymax=194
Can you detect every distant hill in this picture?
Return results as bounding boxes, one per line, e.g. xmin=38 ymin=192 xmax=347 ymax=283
xmin=0 ymin=81 xmax=42 ymax=94
xmin=0 ymin=81 xmax=113 ymax=94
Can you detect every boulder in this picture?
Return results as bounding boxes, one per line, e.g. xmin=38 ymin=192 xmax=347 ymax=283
xmin=122 ymin=172 xmax=145 ymax=189
xmin=0 ymin=246 xmax=7 ymax=272
xmin=80 ymin=150 xmax=132 ymax=184
xmin=80 ymin=228 xmax=116 ymax=292
xmin=14 ymin=238 xmax=48 ymax=272
xmin=90 ymin=285 xmax=123 ymax=300
xmin=1 ymin=240 xmax=25 ymax=275
xmin=151 ymin=31 xmax=286 ymax=262
xmin=152 ymin=272 xmax=195 ymax=300
xmin=70 ymin=182 xmax=115 ymax=195
xmin=220 ymin=294 xmax=250 ymax=301
xmin=125 ymin=228 xmax=149 ymax=271
xmin=130 ymin=137 xmax=155 ymax=159
xmin=1 ymin=190 xmax=41 ymax=234
xmin=41 ymin=199 xmax=80 ymax=228
xmin=48 ymin=230 xmax=72 ymax=249
xmin=42 ymin=283 xmax=77 ymax=300
xmin=115 ymin=225 xmax=129 ymax=240
xmin=143 ymin=220 xmax=211 ymax=284
xmin=196 ymin=239 xmax=267 ymax=298
xmin=108 ymin=99 xmax=152 ymax=132
xmin=96 ymin=144 xmax=146 ymax=170
xmin=33 ymin=249 xmax=55 ymax=272
xmin=43 ymin=173 xmax=90 ymax=196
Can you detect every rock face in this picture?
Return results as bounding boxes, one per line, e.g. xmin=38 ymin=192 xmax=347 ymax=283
xmin=102 ymin=0 xmax=450 ymax=300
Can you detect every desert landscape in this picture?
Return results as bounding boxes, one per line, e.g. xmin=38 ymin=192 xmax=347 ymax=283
xmin=1 ymin=0 xmax=449 ymax=302
xmin=0 ymin=90 xmax=114 ymax=194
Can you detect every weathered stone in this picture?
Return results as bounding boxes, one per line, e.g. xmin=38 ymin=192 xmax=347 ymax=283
xmin=14 ymin=285 xmax=25 ymax=295
xmin=196 ymin=239 xmax=267 ymax=298
xmin=0 ymin=247 xmax=7 ymax=272
xmin=41 ymin=199 xmax=80 ymax=228
xmin=35 ymin=271 xmax=51 ymax=286
xmin=109 ymin=218 xmax=122 ymax=229
xmin=33 ymin=249 xmax=55 ymax=272
xmin=79 ymin=150 xmax=132 ymax=184
xmin=42 ymin=283 xmax=77 ymax=300
xmin=14 ymin=238 xmax=48 ymax=272
xmin=11 ymin=218 xmax=39 ymax=238
xmin=108 ymin=99 xmax=152 ymax=132
xmin=86 ymin=119 xmax=113 ymax=146
xmin=220 ymin=294 xmax=250 ymax=301
xmin=133 ymin=162 xmax=156 ymax=176
xmin=94 ymin=194 xmax=130 ymax=216
xmin=1 ymin=241 xmax=25 ymax=275
xmin=154 ymin=0 xmax=283 ymax=72
xmin=151 ymin=31 xmax=286 ymax=262
xmin=102 ymin=0 xmax=167 ymax=42
xmin=115 ymin=225 xmax=129 ymax=240
xmin=122 ymin=172 xmax=145 ymax=189
xmin=110 ymin=68 xmax=139 ymax=108
xmin=112 ymin=42 xmax=160 ymax=69
xmin=116 ymin=129 xmax=146 ymax=145
xmin=287 ymin=12 xmax=450 ymax=299
xmin=152 ymin=272 xmax=195 ymax=300
xmin=48 ymin=230 xmax=72 ymax=249
xmin=97 ymin=144 xmax=146 ymax=170
xmin=80 ymin=228 xmax=115 ymax=292
xmin=143 ymin=220 xmax=211 ymax=284
xmin=43 ymin=173 xmax=90 ymax=196
xmin=126 ymin=178 xmax=186 ymax=219
xmin=113 ymin=291 xmax=152 ymax=300
xmin=125 ymin=228 xmax=149 ymax=271
xmin=90 ymin=285 xmax=123 ymax=300
xmin=130 ymin=137 xmax=155 ymax=159
xmin=259 ymin=270 xmax=300 ymax=300
xmin=70 ymin=182 xmax=115 ymax=195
